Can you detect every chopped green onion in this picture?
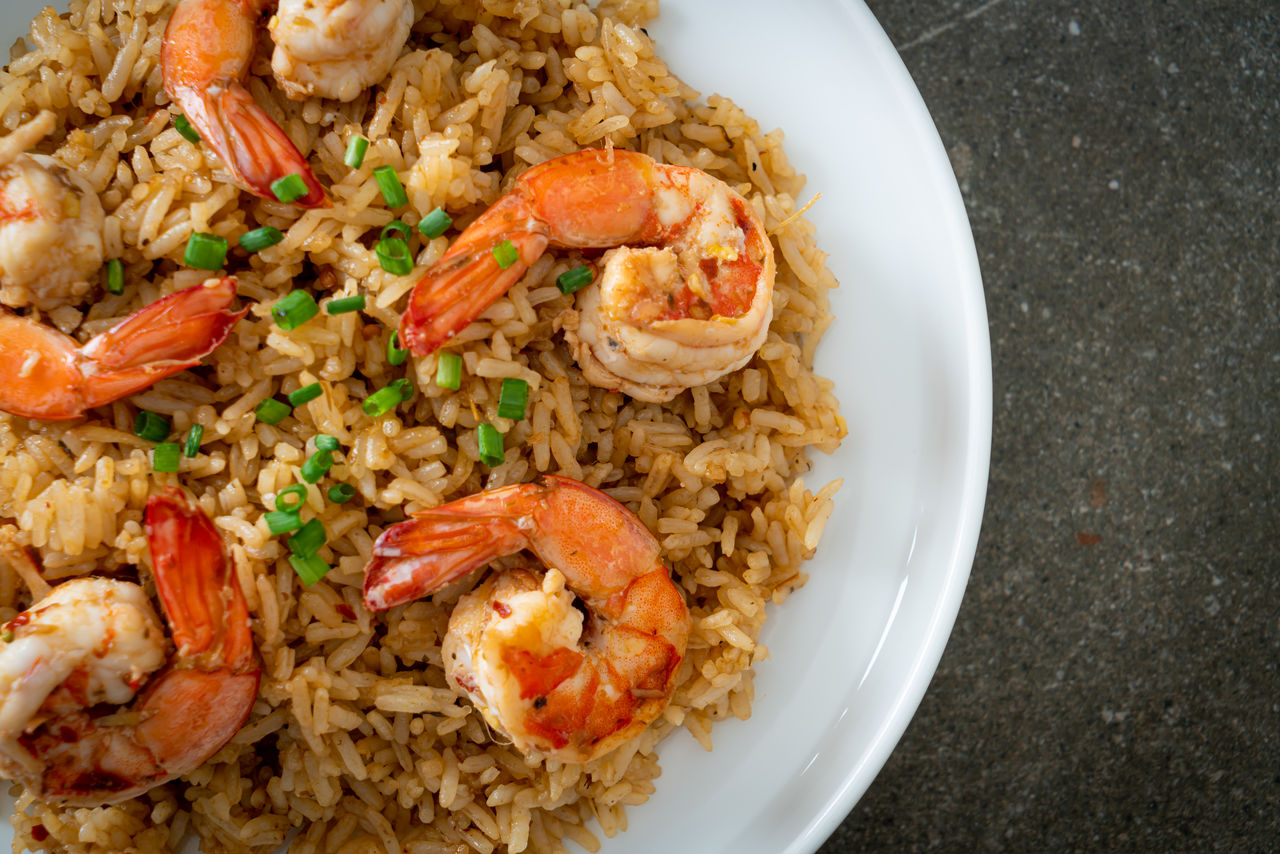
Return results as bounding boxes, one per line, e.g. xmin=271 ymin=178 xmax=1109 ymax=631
xmin=289 ymin=553 xmax=331 ymax=586
xmin=288 ymin=382 xmax=323 ymax=406
xmin=183 ymin=232 xmax=229 ymax=270
xmin=299 ymin=449 xmax=333 ymax=484
xmin=272 ymin=290 xmax=320 ymax=330
xmin=476 ymin=423 xmax=504 ymax=467
xmin=315 ymin=434 xmax=341 ymax=452
xmin=288 ymin=517 xmax=326 ymax=556
xmin=271 ymin=173 xmax=309 ymax=204
xmin=239 ymin=226 xmax=284 ymax=253
xmin=373 ymin=165 xmax=408 ymax=207
xmin=390 ymin=378 xmax=414 ymax=404
xmin=183 ymin=424 xmax=204 ymax=458
xmin=326 ymin=295 xmax=366 ymax=314
xmin=106 ymin=258 xmax=124 ymax=294
xmin=172 ymin=113 xmax=200 ymax=143
xmin=417 ymin=207 xmax=452 ymax=239
xmin=382 ymin=220 xmax=412 ymax=243
xmin=497 ymin=377 xmax=529 ymax=420
xmin=492 ymin=239 xmax=519 ymax=270
xmin=152 ymin=442 xmax=181 ymax=472
xmin=344 ymin=135 xmax=369 ymax=169
xmin=1 ymin=628 xmax=12 ymax=643
xmin=362 ymin=384 xmax=403 ymax=418
xmin=133 ymin=410 xmax=170 ymax=442
xmin=275 ymin=484 xmax=307 ymax=513
xmin=328 ymin=483 xmax=356 ymax=503
xmin=264 ymin=509 xmax=302 ymax=535
xmin=436 ymin=352 xmax=462 ymax=390
xmin=556 ymin=265 xmax=593 ymax=295
xmin=387 ymin=331 xmax=409 ymax=366
xmin=254 ymin=398 xmax=291 ymax=425
xmin=375 ymin=237 xmax=413 ymax=275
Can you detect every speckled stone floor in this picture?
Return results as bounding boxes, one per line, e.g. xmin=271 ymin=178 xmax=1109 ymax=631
xmin=819 ymin=2 xmax=1279 ymax=851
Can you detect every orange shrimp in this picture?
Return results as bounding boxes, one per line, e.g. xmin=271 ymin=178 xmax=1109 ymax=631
xmin=0 ymin=488 xmax=260 ymax=805
xmin=399 ymin=148 xmax=775 ymax=402
xmin=0 ymin=277 xmax=246 ymax=421
xmin=363 ymin=475 xmax=691 ymax=763
xmin=161 ymin=0 xmax=329 ymax=207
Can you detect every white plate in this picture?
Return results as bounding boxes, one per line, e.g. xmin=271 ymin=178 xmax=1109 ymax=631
xmin=0 ymin=1 xmax=989 ymax=852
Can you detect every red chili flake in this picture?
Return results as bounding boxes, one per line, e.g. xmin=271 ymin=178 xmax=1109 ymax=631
xmin=31 ymin=825 xmax=48 ymax=842
xmin=1076 ymin=531 xmax=1102 ymax=546
xmin=335 ymin=603 xmax=356 ymax=620
xmin=492 ymin=601 xmax=511 ymax=618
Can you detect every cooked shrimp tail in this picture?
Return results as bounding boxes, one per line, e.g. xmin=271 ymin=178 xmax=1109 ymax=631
xmin=0 ymin=277 xmax=246 ymax=421
xmin=400 ymin=193 xmax=548 ymax=354
xmin=363 ymin=475 xmax=691 ymax=763
xmin=0 ymin=489 xmax=260 ymax=805
xmin=162 ymin=0 xmax=328 ymax=207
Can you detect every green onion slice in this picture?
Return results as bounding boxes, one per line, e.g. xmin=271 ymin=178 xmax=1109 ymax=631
xmin=391 ymin=378 xmax=414 ymax=403
xmin=373 ymin=165 xmax=408 ymax=207
xmin=288 ymin=382 xmax=323 ymax=407
xmin=106 ymin=258 xmax=124 ymax=294
xmin=152 ymin=442 xmax=181 ymax=472
xmin=315 ymin=434 xmax=340 ymax=452
xmin=133 ymin=410 xmax=170 ymax=442
xmin=417 ymin=207 xmax=452 ymax=239
xmin=497 ymin=377 xmax=529 ymax=421
xmin=275 ymin=484 xmax=307 ymax=513
xmin=173 ymin=113 xmax=200 ymax=143
xmin=556 ymin=265 xmax=593 ymax=295
xmin=300 ymin=449 xmax=333 ymax=484
xmin=183 ymin=424 xmax=204 ymax=458
xmin=254 ymin=398 xmax=291 ymax=425
xmin=183 ymin=232 xmax=229 ymax=270
xmin=326 ymin=295 xmax=366 ymax=314
xmin=375 ymin=237 xmax=413 ymax=275
xmin=436 ymin=352 xmax=462 ymax=390
xmin=476 ymin=423 xmax=504 ymax=467
xmin=288 ymin=517 xmax=326 ymax=556
xmin=327 ymin=483 xmax=356 ymax=504
xmin=289 ymin=553 xmax=331 ymax=586
xmin=387 ymin=330 xmax=409 ymax=366
xmin=362 ymin=384 xmax=403 ymax=418
xmin=264 ymin=509 xmax=302 ymax=535
xmin=344 ymin=135 xmax=369 ymax=169
xmin=492 ymin=239 xmax=519 ymax=270
xmin=239 ymin=226 xmax=284 ymax=253
xmin=271 ymin=173 xmax=309 ymax=204
xmin=272 ymin=290 xmax=320 ymax=330
xmin=382 ymin=220 xmax=413 ymax=243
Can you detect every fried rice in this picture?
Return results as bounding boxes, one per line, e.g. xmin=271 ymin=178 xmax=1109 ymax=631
xmin=0 ymin=0 xmax=846 ymax=851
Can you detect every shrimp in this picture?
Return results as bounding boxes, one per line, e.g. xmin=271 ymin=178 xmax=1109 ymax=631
xmin=162 ymin=0 xmax=329 ymax=207
xmin=0 ymin=112 xmax=105 ymax=311
xmin=269 ymin=0 xmax=415 ymax=103
xmin=363 ymin=475 xmax=691 ymax=763
xmin=0 ymin=488 xmax=260 ymax=805
xmin=0 ymin=277 xmax=246 ymax=421
xmin=399 ymin=148 xmax=776 ymax=402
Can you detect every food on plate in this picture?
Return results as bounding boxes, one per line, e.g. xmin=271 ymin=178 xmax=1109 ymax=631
xmin=401 ymin=148 xmax=775 ymax=402
xmin=269 ymin=0 xmax=416 ymax=103
xmin=364 ymin=474 xmax=691 ymax=763
xmin=0 ymin=0 xmax=845 ymax=851
xmin=0 ymin=488 xmax=259 ymax=805
xmin=0 ymin=277 xmax=246 ymax=420
xmin=0 ymin=112 xmax=105 ymax=310
xmin=162 ymin=0 xmax=336 ymax=206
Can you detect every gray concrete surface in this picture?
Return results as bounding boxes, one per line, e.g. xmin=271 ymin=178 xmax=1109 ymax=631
xmin=819 ymin=2 xmax=1279 ymax=851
